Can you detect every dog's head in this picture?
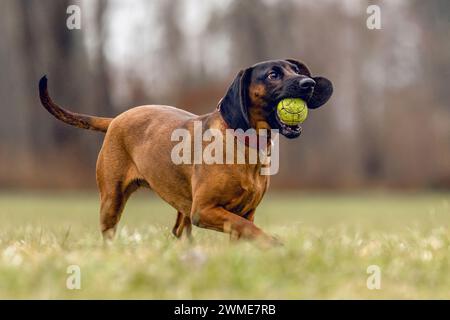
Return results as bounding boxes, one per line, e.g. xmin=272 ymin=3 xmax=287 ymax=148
xmin=219 ymin=59 xmax=333 ymax=138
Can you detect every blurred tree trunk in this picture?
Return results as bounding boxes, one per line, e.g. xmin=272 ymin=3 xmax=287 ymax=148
xmin=0 ymin=0 xmax=111 ymax=188
xmin=92 ymin=0 xmax=112 ymax=117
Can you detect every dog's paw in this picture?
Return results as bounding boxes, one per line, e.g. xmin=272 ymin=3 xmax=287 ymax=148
xmin=268 ymin=235 xmax=284 ymax=247
xmin=256 ymin=234 xmax=284 ymax=249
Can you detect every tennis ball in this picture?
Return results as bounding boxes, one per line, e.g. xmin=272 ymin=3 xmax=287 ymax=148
xmin=276 ymin=98 xmax=308 ymax=125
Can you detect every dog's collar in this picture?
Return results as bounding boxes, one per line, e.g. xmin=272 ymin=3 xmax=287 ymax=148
xmin=217 ymin=106 xmax=271 ymax=151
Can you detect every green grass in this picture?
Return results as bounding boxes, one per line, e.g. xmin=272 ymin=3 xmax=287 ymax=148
xmin=0 ymin=191 xmax=449 ymax=299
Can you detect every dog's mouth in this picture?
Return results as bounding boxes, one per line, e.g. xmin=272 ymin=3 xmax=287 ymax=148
xmin=268 ymin=93 xmax=312 ymax=139
xmin=274 ymin=111 xmax=302 ymax=139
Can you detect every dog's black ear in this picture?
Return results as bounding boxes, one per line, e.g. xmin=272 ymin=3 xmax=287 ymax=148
xmin=219 ymin=68 xmax=252 ymax=130
xmin=308 ymin=76 xmax=333 ymax=109
xmin=285 ymin=59 xmax=311 ymax=77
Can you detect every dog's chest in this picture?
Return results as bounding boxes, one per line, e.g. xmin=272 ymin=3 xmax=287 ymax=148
xmin=226 ymin=170 xmax=269 ymax=215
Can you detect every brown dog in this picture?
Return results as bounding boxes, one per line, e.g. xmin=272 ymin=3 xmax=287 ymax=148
xmin=39 ymin=59 xmax=332 ymax=245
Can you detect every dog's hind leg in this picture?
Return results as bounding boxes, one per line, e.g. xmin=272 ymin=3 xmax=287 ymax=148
xmin=98 ymin=178 xmax=142 ymax=241
xmin=172 ymin=211 xmax=192 ymax=240
xmin=99 ymin=185 xmax=126 ymax=241
xmin=96 ymin=148 xmax=143 ymax=241
xmin=172 ymin=211 xmax=183 ymax=238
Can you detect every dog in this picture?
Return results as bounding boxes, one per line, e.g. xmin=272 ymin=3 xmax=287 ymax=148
xmin=38 ymin=59 xmax=332 ymax=246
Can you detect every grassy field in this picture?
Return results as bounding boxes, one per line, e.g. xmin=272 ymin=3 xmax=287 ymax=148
xmin=0 ymin=191 xmax=449 ymax=299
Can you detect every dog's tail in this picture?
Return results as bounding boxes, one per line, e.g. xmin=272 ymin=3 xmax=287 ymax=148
xmin=38 ymin=76 xmax=112 ymax=133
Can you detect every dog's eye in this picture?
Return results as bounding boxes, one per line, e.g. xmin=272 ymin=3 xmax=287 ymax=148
xmin=293 ymin=66 xmax=300 ymax=74
xmin=267 ymin=71 xmax=280 ymax=80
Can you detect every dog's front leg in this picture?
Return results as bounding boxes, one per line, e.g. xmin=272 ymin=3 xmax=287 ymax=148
xmin=191 ymin=206 xmax=280 ymax=246
xmin=230 ymin=209 xmax=256 ymax=241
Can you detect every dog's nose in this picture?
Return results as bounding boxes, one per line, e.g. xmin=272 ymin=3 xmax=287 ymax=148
xmin=299 ymin=78 xmax=316 ymax=90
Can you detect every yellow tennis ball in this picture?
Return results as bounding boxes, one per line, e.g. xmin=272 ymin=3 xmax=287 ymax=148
xmin=277 ymin=98 xmax=308 ymax=125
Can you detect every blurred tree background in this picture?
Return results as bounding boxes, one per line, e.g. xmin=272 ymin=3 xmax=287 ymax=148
xmin=0 ymin=0 xmax=448 ymax=190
